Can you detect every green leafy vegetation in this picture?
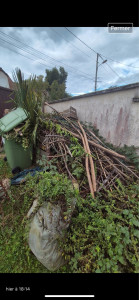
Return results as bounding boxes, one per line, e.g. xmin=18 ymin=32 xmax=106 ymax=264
xmin=2 ymin=68 xmax=43 ymax=150
xmin=0 ymin=157 xmax=138 ymax=273
xmin=23 ymin=170 xmax=79 ymax=220
xmin=0 ymin=157 xmax=12 ymax=178
xmin=0 ymin=159 xmax=79 ymax=273
xmin=0 ymin=161 xmax=47 ymax=272
xmin=84 ymin=122 xmax=139 ymax=170
xmin=0 ymin=94 xmax=139 ymax=273
xmin=45 ymin=67 xmax=71 ymax=101
xmin=26 ymin=66 xmax=71 ymax=102
xmin=60 ymin=182 xmax=139 ymax=273
xmin=2 ymin=67 xmax=71 ymax=152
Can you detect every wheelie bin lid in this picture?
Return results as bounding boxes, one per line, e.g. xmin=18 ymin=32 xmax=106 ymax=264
xmin=0 ymin=107 xmax=28 ymax=133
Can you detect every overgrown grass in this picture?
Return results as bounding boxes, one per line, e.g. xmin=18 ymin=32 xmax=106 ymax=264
xmin=0 ymin=157 xmax=139 ymax=273
xmin=0 ymin=159 xmax=50 ymax=273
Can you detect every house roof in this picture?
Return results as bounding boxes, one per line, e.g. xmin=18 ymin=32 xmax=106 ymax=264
xmin=0 ymin=67 xmax=15 ymax=90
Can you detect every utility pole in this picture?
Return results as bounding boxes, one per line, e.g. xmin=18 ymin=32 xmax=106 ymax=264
xmin=95 ymin=53 xmax=99 ymax=92
xmin=94 ymin=54 xmax=107 ymax=91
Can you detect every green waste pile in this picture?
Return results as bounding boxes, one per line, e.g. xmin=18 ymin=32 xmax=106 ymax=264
xmin=0 ymin=68 xmax=139 ymax=273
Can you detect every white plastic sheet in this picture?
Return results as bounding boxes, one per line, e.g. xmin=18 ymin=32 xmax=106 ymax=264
xmin=28 ymin=200 xmax=75 ymax=271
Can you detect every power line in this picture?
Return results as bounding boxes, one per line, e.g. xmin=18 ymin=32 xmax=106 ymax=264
xmin=106 ymin=62 xmax=127 ymax=83
xmin=99 ymin=63 xmax=116 ymax=83
xmin=0 ymin=41 xmax=102 ymax=83
xmin=49 ymin=28 xmax=113 ymax=85
xmin=65 ymin=27 xmax=98 ymax=55
xmin=0 ymin=30 xmax=97 ymax=80
xmin=0 ymin=42 xmax=102 ymax=97
xmin=64 ymin=28 xmax=127 ymax=85
xmin=0 ymin=43 xmax=54 ymax=69
xmin=49 ymin=28 xmax=121 ymax=86
xmin=99 ymin=54 xmax=127 ymax=84
xmin=64 ymin=27 xmax=139 ymax=69
xmin=0 ymin=36 xmax=92 ymax=81
xmin=0 ymin=29 xmax=120 ymax=88
xmin=100 ymin=55 xmax=139 ymax=69
xmin=49 ymin=27 xmax=92 ymax=59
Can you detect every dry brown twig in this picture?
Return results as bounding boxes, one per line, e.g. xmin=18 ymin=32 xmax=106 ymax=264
xmin=42 ymin=102 xmax=138 ymax=195
xmin=78 ymin=120 xmax=96 ymax=193
xmin=76 ymin=123 xmax=95 ymax=198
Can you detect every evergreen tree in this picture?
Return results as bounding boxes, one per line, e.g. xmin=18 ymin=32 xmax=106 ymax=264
xmin=59 ymin=67 xmax=68 ymax=84
xmin=45 ymin=67 xmax=70 ymax=101
xmin=26 ymin=67 xmax=71 ymax=102
xmin=45 ymin=67 xmax=59 ymax=86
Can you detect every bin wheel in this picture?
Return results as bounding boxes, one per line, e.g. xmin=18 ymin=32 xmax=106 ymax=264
xmin=3 ymin=156 xmax=7 ymax=161
xmin=12 ymin=167 xmax=21 ymax=175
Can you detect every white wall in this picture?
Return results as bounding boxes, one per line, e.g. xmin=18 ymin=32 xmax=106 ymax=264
xmin=44 ymin=85 xmax=139 ymax=154
xmin=0 ymin=71 xmax=9 ymax=88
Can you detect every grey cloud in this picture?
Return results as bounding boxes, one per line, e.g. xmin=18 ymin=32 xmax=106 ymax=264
xmin=0 ymin=27 xmax=138 ymax=95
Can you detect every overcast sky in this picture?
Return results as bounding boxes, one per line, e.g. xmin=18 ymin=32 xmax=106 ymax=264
xmin=0 ymin=27 xmax=139 ymax=96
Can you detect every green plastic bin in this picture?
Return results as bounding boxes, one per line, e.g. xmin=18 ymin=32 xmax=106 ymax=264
xmin=4 ymin=139 xmax=32 ymax=170
xmin=0 ymin=107 xmax=32 ymax=171
xmin=4 ymin=140 xmax=32 ymax=170
xmin=0 ymin=107 xmax=28 ymax=133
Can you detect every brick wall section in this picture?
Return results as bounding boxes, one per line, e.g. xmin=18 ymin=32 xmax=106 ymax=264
xmin=0 ymin=86 xmax=15 ymax=118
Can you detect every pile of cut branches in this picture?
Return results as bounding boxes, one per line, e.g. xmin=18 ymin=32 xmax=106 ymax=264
xmin=37 ymin=102 xmax=139 ymax=198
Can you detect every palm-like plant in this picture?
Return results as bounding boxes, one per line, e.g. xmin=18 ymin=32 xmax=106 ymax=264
xmin=12 ymin=68 xmax=28 ymax=110
xmin=12 ymin=68 xmax=42 ymax=145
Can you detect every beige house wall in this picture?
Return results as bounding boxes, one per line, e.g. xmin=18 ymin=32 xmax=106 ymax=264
xmin=44 ymin=84 xmax=139 ymax=154
xmin=0 ymin=71 xmax=9 ymax=89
